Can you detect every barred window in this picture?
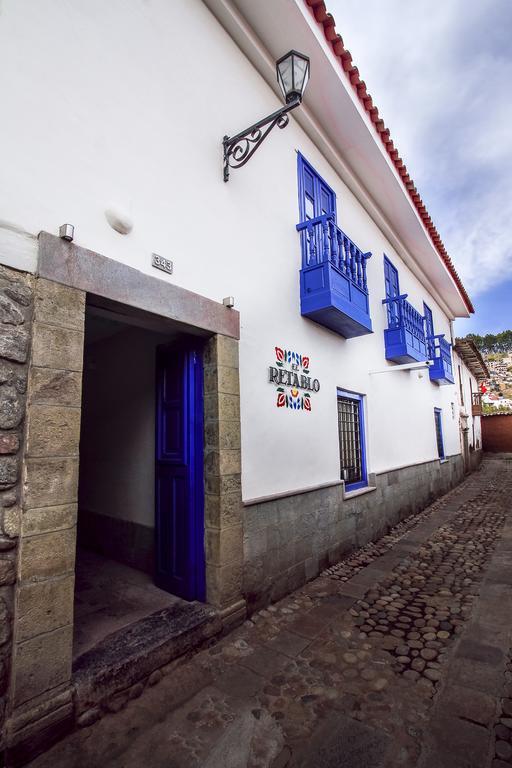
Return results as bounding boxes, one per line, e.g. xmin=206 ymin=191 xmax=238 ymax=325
xmin=337 ymin=391 xmax=367 ymax=490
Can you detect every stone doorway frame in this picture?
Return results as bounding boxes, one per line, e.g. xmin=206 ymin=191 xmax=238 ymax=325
xmin=5 ymin=233 xmax=244 ymax=757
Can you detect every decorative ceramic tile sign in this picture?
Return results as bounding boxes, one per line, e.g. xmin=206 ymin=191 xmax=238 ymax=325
xmin=268 ymin=347 xmax=320 ymax=411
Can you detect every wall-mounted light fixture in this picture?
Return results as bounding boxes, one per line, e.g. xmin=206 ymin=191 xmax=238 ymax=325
xmin=223 ymin=50 xmax=310 ymax=182
xmin=59 ymin=223 xmax=74 ymax=242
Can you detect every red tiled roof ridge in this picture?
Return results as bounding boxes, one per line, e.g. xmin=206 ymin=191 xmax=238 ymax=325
xmin=304 ymin=0 xmax=474 ymax=314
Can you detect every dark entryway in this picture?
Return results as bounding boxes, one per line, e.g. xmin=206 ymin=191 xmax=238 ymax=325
xmin=74 ymin=301 xmax=206 ymax=659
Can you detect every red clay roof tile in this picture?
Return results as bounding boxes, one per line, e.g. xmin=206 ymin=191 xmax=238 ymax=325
xmin=303 ymin=0 xmax=473 ymax=313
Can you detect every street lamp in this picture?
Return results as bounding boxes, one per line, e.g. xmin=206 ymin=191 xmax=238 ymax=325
xmin=223 ymin=50 xmax=310 ymax=182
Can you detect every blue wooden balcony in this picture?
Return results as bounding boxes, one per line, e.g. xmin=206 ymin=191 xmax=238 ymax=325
xmin=382 ymin=294 xmax=428 ymax=364
xmin=428 ymin=334 xmax=455 ymax=385
xmin=297 ymin=214 xmax=372 ymax=338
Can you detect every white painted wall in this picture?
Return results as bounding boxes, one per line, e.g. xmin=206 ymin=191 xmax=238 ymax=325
xmin=79 ymin=323 xmax=168 ymax=528
xmin=0 ymin=0 xmax=464 ymax=501
xmin=453 ymin=352 xmax=482 ymax=450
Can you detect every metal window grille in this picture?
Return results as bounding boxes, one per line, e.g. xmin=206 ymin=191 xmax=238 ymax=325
xmin=434 ymin=410 xmax=444 ymax=459
xmin=337 ymin=396 xmax=363 ymax=484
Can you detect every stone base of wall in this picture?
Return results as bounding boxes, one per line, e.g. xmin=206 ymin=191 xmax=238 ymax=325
xmin=77 ymin=509 xmax=154 ymax=576
xmin=469 ymin=448 xmax=483 ymax=472
xmin=243 ymin=454 xmax=465 ymax=612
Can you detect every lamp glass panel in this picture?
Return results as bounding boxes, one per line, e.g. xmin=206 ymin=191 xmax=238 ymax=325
xmin=277 ymin=55 xmax=293 ymax=98
xmin=293 ymin=55 xmax=309 ymax=94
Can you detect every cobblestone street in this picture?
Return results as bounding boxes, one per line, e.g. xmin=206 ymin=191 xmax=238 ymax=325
xmin=30 ymin=457 xmax=512 ymax=768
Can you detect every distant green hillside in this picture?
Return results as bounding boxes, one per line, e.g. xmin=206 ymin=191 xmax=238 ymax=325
xmin=463 ymin=331 xmax=512 ymax=354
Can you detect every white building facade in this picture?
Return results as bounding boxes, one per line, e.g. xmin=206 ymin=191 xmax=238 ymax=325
xmin=0 ymin=0 xmax=476 ymax=757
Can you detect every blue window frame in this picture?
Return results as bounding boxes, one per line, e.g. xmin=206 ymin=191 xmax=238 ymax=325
xmin=297 ymin=153 xmax=337 ymax=224
xmin=383 ymin=256 xmax=400 ymax=327
xmin=434 ymin=408 xmax=445 ymax=460
xmin=424 ymin=302 xmax=434 ymax=358
xmin=296 ymin=153 xmax=373 ymax=339
xmin=337 ymin=388 xmax=367 ymax=491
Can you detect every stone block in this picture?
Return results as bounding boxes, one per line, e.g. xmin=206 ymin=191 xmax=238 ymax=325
xmin=3 ymin=505 xmax=20 ymax=537
xmin=0 ymin=385 xmax=24 ymax=429
xmin=204 ymin=335 xmax=239 ymax=369
xmin=31 ymin=323 xmax=83 ymax=372
xmin=216 ymin=335 xmax=239 ymax=369
xmin=0 ymin=293 xmax=25 ymax=325
xmin=21 ymin=504 xmax=76 ymax=537
xmin=34 ymin=279 xmax=85 ymax=331
xmin=0 ymin=431 xmax=20 ymax=454
xmin=243 ymin=504 xmax=265 ymax=535
xmin=205 ymin=473 xmax=241 ymax=497
xmin=4 ymin=280 xmax=33 ymax=307
xmin=205 ymin=449 xmax=241 ymax=477
xmin=205 ymin=524 xmax=243 ymax=565
xmin=18 ymin=527 xmax=76 ymax=582
xmin=305 ymin=555 xmax=320 ymax=581
xmin=243 ymin=526 xmax=269 ymax=562
xmin=205 ymin=491 xmax=242 ymax=530
xmin=204 ymin=366 xmax=239 ymax=397
xmin=0 ymin=453 xmax=18 ymax=487
xmin=24 ymin=457 xmax=79 ymax=508
xmin=26 ymin=404 xmax=81 ymax=458
xmin=30 ymin=368 xmax=82 ymax=406
xmin=217 ymin=393 xmax=240 ymax=421
xmin=206 ymin=561 xmax=243 ymax=608
xmin=204 ymin=420 xmax=219 ymax=450
xmin=0 ymin=556 xmax=15 ymax=586
xmin=217 ymin=366 xmax=240 ymax=395
xmin=17 ymin=575 xmax=74 ymax=642
xmin=218 ymin=420 xmax=241 ymax=450
xmin=219 ymin=449 xmax=241 ymax=476
xmin=13 ymin=625 xmax=73 ymax=706
xmin=0 ymin=327 xmax=29 ymax=363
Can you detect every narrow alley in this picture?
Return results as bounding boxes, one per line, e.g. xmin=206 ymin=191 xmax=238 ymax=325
xmin=29 ymin=457 xmax=512 ymax=768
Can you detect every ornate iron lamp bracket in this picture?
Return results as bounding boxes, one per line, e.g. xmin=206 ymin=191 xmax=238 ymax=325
xmin=223 ymin=96 xmax=301 ymax=182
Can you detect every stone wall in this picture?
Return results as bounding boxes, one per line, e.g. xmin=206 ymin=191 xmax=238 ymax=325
xmin=5 ymin=278 xmax=85 ymax=761
xmin=243 ymin=454 xmax=465 ymax=611
xmin=203 ymin=335 xmax=245 ymax=628
xmin=0 ymin=265 xmax=34 ymax=751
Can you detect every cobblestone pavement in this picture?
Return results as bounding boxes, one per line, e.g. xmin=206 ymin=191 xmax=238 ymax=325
xmin=29 ymin=457 xmax=512 ymax=768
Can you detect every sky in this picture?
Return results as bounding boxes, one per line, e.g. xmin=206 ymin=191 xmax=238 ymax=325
xmin=328 ymin=0 xmax=512 ymax=336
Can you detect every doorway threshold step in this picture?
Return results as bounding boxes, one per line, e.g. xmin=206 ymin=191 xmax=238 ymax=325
xmin=73 ymin=600 xmax=221 ymax=715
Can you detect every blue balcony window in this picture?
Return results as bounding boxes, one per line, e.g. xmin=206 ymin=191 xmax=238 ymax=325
xmin=297 ymin=153 xmax=372 ymax=339
xmin=297 ymin=215 xmax=372 ymax=338
xmin=428 ymin=334 xmax=455 ymax=385
xmin=382 ymin=293 xmax=428 ymax=363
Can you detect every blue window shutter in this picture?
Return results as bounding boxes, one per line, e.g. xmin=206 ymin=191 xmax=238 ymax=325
xmin=434 ymin=408 xmax=445 ymax=459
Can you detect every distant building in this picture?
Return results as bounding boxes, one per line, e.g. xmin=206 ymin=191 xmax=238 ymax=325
xmin=453 ymin=339 xmax=489 ymax=470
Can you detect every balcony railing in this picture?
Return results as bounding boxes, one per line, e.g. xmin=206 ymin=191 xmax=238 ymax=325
xmin=297 ymin=214 xmax=372 ymax=338
xmin=382 ymin=294 xmax=428 ymax=363
xmin=472 ymin=392 xmax=483 ymax=416
xmin=428 ymin=334 xmax=455 ymax=385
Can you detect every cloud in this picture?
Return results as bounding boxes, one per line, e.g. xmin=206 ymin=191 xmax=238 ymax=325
xmin=327 ymin=0 xmax=512 ymax=298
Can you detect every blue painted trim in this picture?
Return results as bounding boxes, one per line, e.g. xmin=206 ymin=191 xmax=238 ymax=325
xmin=434 ymin=407 xmax=445 ymax=460
xmin=337 ymin=388 xmax=368 ymax=491
xmin=423 ymin=302 xmax=434 ymax=359
xmin=189 ymin=348 xmax=206 ymax=602
xmin=383 ymin=255 xmax=399 ymax=292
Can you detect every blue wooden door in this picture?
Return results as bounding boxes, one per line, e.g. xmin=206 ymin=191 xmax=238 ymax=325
xmin=298 ymin=154 xmax=336 ymax=260
xmin=155 ymin=344 xmax=205 ymax=601
xmin=384 ymin=257 xmax=400 ymax=326
xmin=424 ymin=303 xmax=434 ymax=358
